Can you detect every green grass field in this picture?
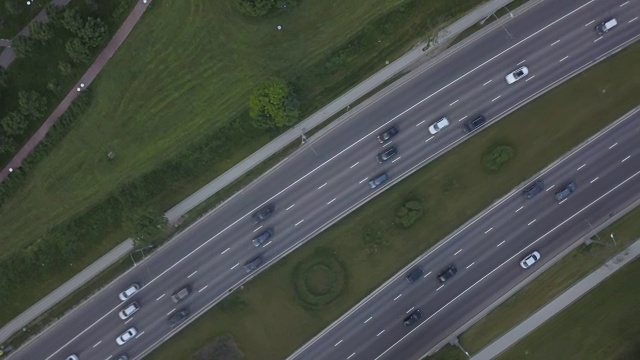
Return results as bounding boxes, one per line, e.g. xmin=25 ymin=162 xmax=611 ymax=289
xmin=148 ymin=38 xmax=640 ymax=360
xmin=498 ymin=258 xmax=640 ymax=360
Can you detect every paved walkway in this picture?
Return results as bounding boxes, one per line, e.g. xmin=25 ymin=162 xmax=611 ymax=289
xmin=0 ymin=0 xmax=520 ymax=346
xmin=471 ymin=238 xmax=640 ymax=360
xmin=0 ymin=0 xmax=72 ymax=69
xmin=0 ymin=0 xmax=153 ymax=182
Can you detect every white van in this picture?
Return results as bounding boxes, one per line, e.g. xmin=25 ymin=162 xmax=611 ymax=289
xmin=595 ymin=18 xmax=618 ymax=35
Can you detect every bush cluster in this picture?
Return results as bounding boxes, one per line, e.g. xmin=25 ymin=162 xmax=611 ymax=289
xmin=482 ymin=144 xmax=516 ymax=172
xmin=292 ymin=247 xmax=348 ymax=310
xmin=395 ymin=200 xmax=424 ymax=228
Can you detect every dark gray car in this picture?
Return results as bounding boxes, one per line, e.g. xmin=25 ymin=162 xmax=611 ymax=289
xmin=555 ymin=182 xmax=577 ymax=201
xmin=406 ymin=266 xmax=424 ymax=283
xmin=377 ymin=126 xmax=399 ymax=143
xmin=252 ymin=228 xmax=274 ymax=247
xmin=464 ymin=115 xmax=487 ymax=133
xmin=377 ymin=146 xmax=398 ymax=163
xmin=437 ymin=264 xmax=457 ymax=283
xmin=253 ymin=204 xmax=275 ymax=222
xmin=403 ymin=309 xmax=422 ymax=326
xmin=368 ymin=172 xmax=389 ymax=189
xmin=523 ymin=180 xmax=544 ymax=199
xmin=168 ymin=307 xmax=190 ymax=327
xmin=244 ymin=256 xmax=264 ymax=273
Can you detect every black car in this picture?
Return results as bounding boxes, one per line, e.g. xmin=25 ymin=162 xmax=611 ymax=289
xmin=406 ymin=266 xmax=425 ymax=283
xmin=252 ymin=228 xmax=274 ymax=247
xmin=168 ymin=307 xmax=190 ymax=327
xmin=437 ymin=264 xmax=457 ymax=283
xmin=523 ymin=179 xmax=544 ymax=199
xmin=244 ymin=256 xmax=264 ymax=273
xmin=115 ymin=355 xmax=129 ymax=360
xmin=464 ymin=115 xmax=487 ymax=133
xmin=403 ymin=309 xmax=422 ymax=327
xmin=368 ymin=172 xmax=389 ymax=189
xmin=253 ymin=204 xmax=275 ymax=222
xmin=555 ymin=182 xmax=577 ymax=201
xmin=377 ymin=146 xmax=398 ymax=163
xmin=377 ymin=126 xmax=399 ymax=143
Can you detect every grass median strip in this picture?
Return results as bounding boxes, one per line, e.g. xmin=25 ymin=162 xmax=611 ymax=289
xmin=149 ymin=32 xmax=640 ymax=360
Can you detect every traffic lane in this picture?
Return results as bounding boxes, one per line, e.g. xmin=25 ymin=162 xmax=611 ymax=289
xmin=369 ymin=163 xmax=640 ymax=360
xmin=384 ymin=173 xmax=640 ymax=360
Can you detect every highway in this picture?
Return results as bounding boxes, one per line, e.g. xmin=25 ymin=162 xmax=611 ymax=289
xmin=9 ymin=0 xmax=640 ymax=359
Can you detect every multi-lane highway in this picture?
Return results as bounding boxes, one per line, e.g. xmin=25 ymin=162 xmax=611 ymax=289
xmin=10 ymin=0 xmax=640 ymax=359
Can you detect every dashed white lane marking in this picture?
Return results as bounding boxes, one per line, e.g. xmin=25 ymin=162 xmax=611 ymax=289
xmin=546 ymin=184 xmax=555 ymax=191
xmin=125 ymin=318 xmax=133 ymax=325
xmin=359 ymin=177 xmax=368 ymax=184
xmin=350 ymin=161 xmax=360 ymax=169
xmin=135 ymin=331 xmax=145 ymax=339
xmin=167 ymin=309 xmax=176 ymax=316
xmin=454 ymin=249 xmax=462 ymax=256
xmin=449 ymin=99 xmax=459 ymax=106
xmin=483 ymin=80 xmax=492 ymax=86
xmin=594 ymin=36 xmax=603 ymax=43
xmin=318 ymin=183 xmax=327 ymax=190
xmin=577 ymin=163 xmax=586 ymax=171
xmin=630 ymin=17 xmax=638 ymax=23
xmin=620 ymin=1 xmax=629 ymax=7
xmin=484 ymin=227 xmax=493 ymax=234
xmin=221 ymin=248 xmax=230 ymax=255
xmin=392 ymin=156 xmax=401 ymax=163
xmin=393 ymin=294 xmax=402 ymax=301
xmin=334 ymin=340 xmax=343 ymax=347
xmin=347 ymin=353 xmax=356 ymax=359
xmin=436 ymin=285 xmax=444 ymax=291
xmin=609 ymin=142 xmax=618 ymax=149
xmin=458 ymin=115 xmax=468 ymax=122
xmin=416 ymin=120 xmax=426 ymax=127
xmin=253 ymin=226 xmax=262 ymax=233
xmin=106 ymin=356 xmax=113 ymax=360
xmin=559 ymin=198 xmax=568 ymax=205
xmin=584 ymin=19 xmax=595 ymax=26
xmin=515 ymin=206 xmax=524 ymax=213
xmin=364 ymin=317 xmax=373 ymax=323
xmin=156 ymin=294 xmax=165 ymax=301
xmin=327 ymin=198 xmax=337 ymax=205
xmin=230 ymin=263 xmax=239 ymax=270
xmin=550 ymin=39 xmax=561 ymax=46
xmin=517 ymin=59 xmax=527 ymax=65
xmin=187 ymin=270 xmax=197 ymax=278
xmin=263 ymin=241 xmax=272 ymax=247
xmin=497 ymin=240 xmax=506 ymax=247
xmin=590 ymin=177 xmax=599 ymax=184
xmin=377 ymin=330 xmax=386 ymax=337
xmin=383 ymin=141 xmax=393 ymax=147
xmin=622 ymin=155 xmax=631 ymax=162
xmin=295 ymin=219 xmax=305 ymax=226
xmin=425 ymin=136 xmax=434 ymax=143
xmin=466 ymin=262 xmax=475 ymax=269
xmin=559 ymin=55 xmax=569 ymax=62
xmin=406 ymin=307 xmax=415 ymax=314
xmin=528 ymin=219 xmax=537 ymax=226
xmin=286 ymin=204 xmax=295 ymax=210
xmin=423 ymin=271 xmax=432 ymax=278
xmin=199 ymin=285 xmax=208 ymax=293
xmin=93 ymin=341 xmax=101 ymax=348
xmin=525 ymin=75 xmax=535 ymax=82
xmin=492 ymin=95 xmax=502 ymax=102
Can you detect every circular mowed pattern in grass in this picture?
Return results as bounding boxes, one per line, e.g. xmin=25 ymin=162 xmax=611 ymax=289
xmin=292 ymin=247 xmax=348 ymax=310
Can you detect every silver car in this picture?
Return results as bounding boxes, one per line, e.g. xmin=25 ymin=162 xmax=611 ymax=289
xmin=116 ymin=327 xmax=137 ymax=346
xmin=520 ymin=251 xmax=541 ymax=269
xmin=118 ymin=283 xmax=140 ymax=301
xmin=505 ymin=66 xmax=529 ymax=84
xmin=428 ymin=117 xmax=450 ymax=134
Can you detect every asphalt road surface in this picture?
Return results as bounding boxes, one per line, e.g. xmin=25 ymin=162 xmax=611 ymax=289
xmin=10 ymin=0 xmax=640 ymax=359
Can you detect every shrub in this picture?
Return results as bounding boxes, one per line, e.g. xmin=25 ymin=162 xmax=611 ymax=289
xmin=234 ymin=0 xmax=276 ymax=17
xmin=363 ymin=226 xmax=389 ymax=255
xmin=395 ymin=200 xmax=424 ymax=228
xmin=482 ymin=144 xmax=516 ymax=172
xmin=248 ymin=77 xmax=299 ymax=129
xmin=292 ymin=247 xmax=348 ymax=310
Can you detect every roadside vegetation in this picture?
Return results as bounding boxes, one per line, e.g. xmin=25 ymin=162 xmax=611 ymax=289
xmin=149 ymin=37 xmax=640 ymax=360
xmin=0 ymin=0 xmax=488 ymax=330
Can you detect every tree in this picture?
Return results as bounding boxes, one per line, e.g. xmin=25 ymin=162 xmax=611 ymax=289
xmin=45 ymin=3 xmax=66 ymax=24
xmin=248 ymin=77 xmax=299 ymax=129
xmin=124 ymin=206 xmax=168 ymax=246
xmin=78 ymin=17 xmax=108 ymax=48
xmin=65 ymin=37 xmax=90 ymax=64
xmin=11 ymin=35 xmax=33 ymax=58
xmin=58 ymin=61 xmax=73 ymax=76
xmin=47 ymin=80 xmax=62 ymax=94
xmin=4 ymin=2 xmax=21 ymax=16
xmin=234 ymin=0 xmax=276 ymax=17
xmin=0 ymin=67 xmax=8 ymax=88
xmin=1 ymin=112 xmax=29 ymax=136
xmin=18 ymin=91 xmax=48 ymax=119
xmin=28 ymin=20 xmax=54 ymax=43
xmin=61 ymin=8 xmax=84 ymax=35
xmin=0 ymin=133 xmax=15 ymax=155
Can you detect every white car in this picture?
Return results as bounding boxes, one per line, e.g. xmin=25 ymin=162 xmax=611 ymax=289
xmin=428 ymin=117 xmax=450 ymax=134
xmin=119 ymin=283 xmax=140 ymax=301
xmin=505 ymin=66 xmax=529 ymax=84
xmin=520 ymin=251 xmax=541 ymax=269
xmin=118 ymin=301 xmax=140 ymax=320
xmin=116 ymin=327 xmax=138 ymax=345
xmin=66 ymin=355 xmax=79 ymax=360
